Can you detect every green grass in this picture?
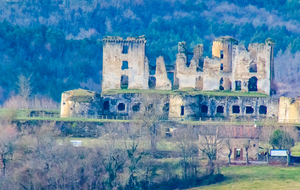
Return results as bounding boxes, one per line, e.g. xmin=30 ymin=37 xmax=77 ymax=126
xmin=190 ymin=165 xmax=300 ymax=190
xmin=102 ymin=89 xmax=268 ymax=97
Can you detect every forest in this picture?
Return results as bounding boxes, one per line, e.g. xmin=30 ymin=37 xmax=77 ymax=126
xmin=0 ymin=0 xmax=299 ymax=103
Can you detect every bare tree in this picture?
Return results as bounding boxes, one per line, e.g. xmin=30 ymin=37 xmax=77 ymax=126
xmin=136 ymin=94 xmax=167 ymax=155
xmin=0 ymin=124 xmax=17 ymax=176
xmin=16 ymin=74 xmax=32 ymax=100
xmin=196 ymin=125 xmax=224 ymax=175
xmin=225 ymin=139 xmax=232 ymax=164
xmin=243 ymin=140 xmax=250 ymax=164
xmin=174 ymin=126 xmax=200 ymax=179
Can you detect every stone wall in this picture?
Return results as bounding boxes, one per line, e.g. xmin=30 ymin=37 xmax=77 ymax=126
xmin=102 ymin=36 xmax=149 ymax=91
xmin=278 ymin=96 xmax=300 ymax=123
xmin=154 ymin=56 xmax=172 ymax=90
xmin=99 ymin=93 xmax=278 ymax=121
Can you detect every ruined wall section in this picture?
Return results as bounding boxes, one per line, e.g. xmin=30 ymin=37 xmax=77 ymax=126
xmin=278 ymin=97 xmax=300 ymax=123
xmin=175 ymin=43 xmax=203 ymax=89
xmin=61 ymin=92 xmax=71 ymax=118
xmin=212 ymin=36 xmax=238 ymax=73
xmin=155 ymin=56 xmax=172 ymax=90
xmin=102 ymin=36 xmax=149 ymax=91
xmin=232 ymin=43 xmax=271 ymax=94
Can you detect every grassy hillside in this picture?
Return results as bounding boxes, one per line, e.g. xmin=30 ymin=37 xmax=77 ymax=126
xmin=190 ymin=165 xmax=300 ymax=190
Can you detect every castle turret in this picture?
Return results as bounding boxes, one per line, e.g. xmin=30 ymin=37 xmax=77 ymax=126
xmin=212 ymin=36 xmax=238 ymax=72
xmin=102 ymin=36 xmax=149 ymax=91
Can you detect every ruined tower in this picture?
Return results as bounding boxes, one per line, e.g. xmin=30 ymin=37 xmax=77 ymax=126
xmin=102 ymin=36 xmax=149 ymax=91
xmin=212 ymin=36 xmax=238 ymax=72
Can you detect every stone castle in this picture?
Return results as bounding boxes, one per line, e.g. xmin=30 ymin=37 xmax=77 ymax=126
xmin=61 ymin=35 xmax=300 ymax=124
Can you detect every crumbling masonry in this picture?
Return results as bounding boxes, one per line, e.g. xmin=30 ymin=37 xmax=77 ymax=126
xmin=61 ymin=35 xmax=300 ymax=124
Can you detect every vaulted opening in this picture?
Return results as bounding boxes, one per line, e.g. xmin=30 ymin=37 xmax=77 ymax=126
xmin=103 ymin=101 xmax=109 ymax=111
xmin=249 ymin=62 xmax=257 ymax=73
xmin=246 ymin=106 xmax=254 ymax=114
xmin=122 ymin=45 xmax=128 ymax=54
xmin=259 ymin=105 xmax=267 ymax=114
xmin=148 ymin=76 xmax=156 ymax=89
xmin=217 ymin=106 xmax=224 ymax=114
xmin=120 ymin=75 xmax=129 ymax=89
xmin=118 ymin=103 xmax=125 ymax=111
xmin=248 ymin=77 xmax=258 ymax=92
xmin=232 ymin=105 xmax=240 ymax=114
xmin=201 ymin=105 xmax=208 ymax=113
xmin=235 ymin=81 xmax=241 ymax=91
xmin=132 ymin=103 xmax=140 ymax=112
xmin=121 ymin=61 xmax=128 ymax=70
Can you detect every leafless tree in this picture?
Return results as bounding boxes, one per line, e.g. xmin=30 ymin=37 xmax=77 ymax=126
xmin=135 ymin=94 xmax=167 ymax=156
xmin=225 ymin=139 xmax=232 ymax=164
xmin=196 ymin=125 xmax=224 ymax=175
xmin=16 ymin=74 xmax=32 ymax=101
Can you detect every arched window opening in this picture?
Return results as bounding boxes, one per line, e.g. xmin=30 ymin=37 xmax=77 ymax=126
xmin=246 ymin=106 xmax=254 ymax=114
xmin=220 ymin=63 xmax=223 ymax=71
xmin=201 ymin=105 xmax=208 ymax=113
xmin=132 ymin=103 xmax=140 ymax=112
xmin=232 ymin=105 xmax=240 ymax=114
xmin=249 ymin=62 xmax=257 ymax=73
xmin=121 ymin=75 xmax=129 ymax=89
xmin=217 ymin=106 xmax=224 ymax=114
xmin=118 ymin=103 xmax=125 ymax=111
xmin=259 ymin=105 xmax=267 ymax=114
xmin=248 ymin=77 xmax=258 ymax=92
xmin=103 ymin=101 xmax=109 ymax=111
xmin=148 ymin=76 xmax=156 ymax=89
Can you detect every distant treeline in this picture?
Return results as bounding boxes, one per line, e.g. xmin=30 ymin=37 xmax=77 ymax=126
xmin=0 ymin=0 xmax=300 ymax=101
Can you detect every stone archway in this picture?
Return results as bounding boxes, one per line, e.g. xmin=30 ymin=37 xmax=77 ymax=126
xmin=248 ymin=77 xmax=258 ymax=92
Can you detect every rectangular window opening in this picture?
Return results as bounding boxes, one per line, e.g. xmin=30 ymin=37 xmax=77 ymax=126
xmin=121 ymin=61 xmax=128 ymax=70
xmin=220 ymin=50 xmax=224 ymax=59
xmin=181 ymin=106 xmax=184 ymax=116
xmin=122 ymin=45 xmax=128 ymax=54
xmin=235 ymin=81 xmax=241 ymax=91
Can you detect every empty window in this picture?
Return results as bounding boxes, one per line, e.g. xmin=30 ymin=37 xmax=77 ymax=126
xmin=235 ymin=81 xmax=241 ymax=91
xmin=249 ymin=62 xmax=257 ymax=73
xmin=201 ymin=105 xmax=208 ymax=113
xmin=246 ymin=106 xmax=254 ymax=114
xmin=220 ymin=50 xmax=224 ymax=59
xmin=118 ymin=103 xmax=125 ymax=111
xmin=217 ymin=106 xmax=224 ymax=114
xmin=248 ymin=77 xmax=258 ymax=92
xmin=132 ymin=103 xmax=140 ymax=112
xmin=148 ymin=76 xmax=156 ymax=89
xmin=219 ymin=78 xmax=224 ymax=91
xmin=220 ymin=63 xmax=223 ymax=71
xmin=181 ymin=106 xmax=184 ymax=116
xmin=259 ymin=105 xmax=267 ymax=114
xmin=232 ymin=105 xmax=240 ymax=114
xmin=103 ymin=101 xmax=109 ymax=111
xmin=121 ymin=61 xmax=128 ymax=70
xmin=122 ymin=45 xmax=128 ymax=54
xmin=163 ymin=103 xmax=169 ymax=112
xmin=121 ymin=75 xmax=128 ymax=89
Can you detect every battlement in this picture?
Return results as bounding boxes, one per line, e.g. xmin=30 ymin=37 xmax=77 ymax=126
xmin=102 ymin=35 xmax=147 ymax=43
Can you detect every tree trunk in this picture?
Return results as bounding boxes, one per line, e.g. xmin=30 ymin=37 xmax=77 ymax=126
xmin=1 ymin=154 xmax=5 ymax=177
